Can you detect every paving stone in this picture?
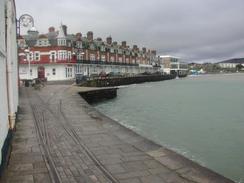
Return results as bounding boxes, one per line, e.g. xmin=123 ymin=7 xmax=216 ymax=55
xmin=105 ymin=164 xmax=126 ymax=174
xmin=140 ymin=175 xmax=166 ymax=183
xmin=121 ymin=161 xmax=148 ymax=171
xmin=120 ymin=178 xmax=141 ymax=183
xmin=115 ymin=170 xmax=151 ymax=180
xmin=33 ymin=173 xmax=51 ymax=183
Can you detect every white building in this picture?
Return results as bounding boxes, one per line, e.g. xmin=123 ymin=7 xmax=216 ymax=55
xmin=18 ymin=25 xmax=76 ymax=81
xmin=159 ymin=55 xmax=188 ymax=76
xmin=0 ymin=0 xmax=18 ymax=173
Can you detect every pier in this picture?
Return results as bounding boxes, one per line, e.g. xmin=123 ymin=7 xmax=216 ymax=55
xmin=0 ymin=85 xmax=234 ymax=183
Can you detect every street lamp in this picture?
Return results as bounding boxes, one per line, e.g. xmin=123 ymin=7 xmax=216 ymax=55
xmin=24 ymin=48 xmax=31 ymax=80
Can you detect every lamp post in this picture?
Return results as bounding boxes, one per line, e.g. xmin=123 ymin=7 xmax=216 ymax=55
xmin=18 ymin=14 xmax=35 ymax=83
xmin=24 ymin=48 xmax=31 ymax=80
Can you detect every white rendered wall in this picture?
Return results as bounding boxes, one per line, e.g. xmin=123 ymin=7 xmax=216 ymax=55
xmin=0 ymin=0 xmax=9 ymax=165
xmin=19 ymin=64 xmax=75 ymax=81
xmin=6 ymin=0 xmax=18 ymax=128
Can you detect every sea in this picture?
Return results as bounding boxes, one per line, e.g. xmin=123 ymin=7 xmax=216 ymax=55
xmin=94 ymin=73 xmax=244 ymax=182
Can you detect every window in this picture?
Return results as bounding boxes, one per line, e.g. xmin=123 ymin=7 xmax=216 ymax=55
xmin=77 ymin=53 xmax=84 ymax=60
xmin=90 ymin=54 xmax=96 ymax=61
xmin=28 ymin=52 xmax=33 ymax=61
xmin=68 ymin=51 xmax=71 ymax=60
xmin=58 ymin=39 xmax=66 ymax=46
xmin=50 ymin=51 xmax=56 ymax=62
xmin=65 ymin=67 xmax=73 ymax=78
xmin=90 ymin=44 xmax=95 ymax=50
xmin=110 ymin=56 xmax=115 ymax=62
xmin=30 ymin=69 xmax=32 ymax=76
xmin=118 ymin=49 xmax=122 ymax=54
xmin=52 ymin=68 xmax=56 ymax=75
xmin=100 ymin=46 xmax=105 ymax=52
xmin=58 ymin=50 xmax=67 ymax=60
xmin=101 ymin=55 xmax=106 ymax=62
xmin=76 ymin=41 xmax=82 ymax=49
xmin=34 ymin=51 xmax=40 ymax=61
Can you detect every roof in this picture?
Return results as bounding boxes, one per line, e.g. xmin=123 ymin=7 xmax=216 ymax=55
xmin=160 ymin=55 xmax=180 ymax=59
xmin=38 ymin=34 xmax=48 ymax=39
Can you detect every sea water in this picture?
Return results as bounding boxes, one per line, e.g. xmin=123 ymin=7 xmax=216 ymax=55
xmin=94 ymin=74 xmax=244 ymax=182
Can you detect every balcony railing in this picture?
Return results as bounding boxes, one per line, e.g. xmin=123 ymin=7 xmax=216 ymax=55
xmin=76 ymin=60 xmax=139 ymax=66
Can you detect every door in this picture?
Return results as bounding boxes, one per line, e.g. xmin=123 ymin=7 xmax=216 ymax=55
xmin=38 ymin=66 xmax=45 ymax=79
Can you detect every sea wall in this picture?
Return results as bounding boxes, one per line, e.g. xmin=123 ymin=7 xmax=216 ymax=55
xmin=80 ymin=74 xmax=176 ymax=87
xmin=79 ymin=87 xmax=118 ymax=103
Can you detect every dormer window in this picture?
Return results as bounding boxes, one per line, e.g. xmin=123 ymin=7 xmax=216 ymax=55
xmin=100 ymin=46 xmax=105 ymax=52
xmin=37 ymin=39 xmax=49 ymax=47
xmin=118 ymin=49 xmax=122 ymax=54
xmin=58 ymin=39 xmax=66 ymax=46
xmin=90 ymin=43 xmax=95 ymax=50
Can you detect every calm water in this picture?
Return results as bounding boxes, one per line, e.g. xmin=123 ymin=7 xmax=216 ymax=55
xmin=94 ymin=74 xmax=244 ymax=182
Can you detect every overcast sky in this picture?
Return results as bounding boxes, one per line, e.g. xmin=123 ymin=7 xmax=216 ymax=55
xmin=16 ymin=0 xmax=244 ymax=63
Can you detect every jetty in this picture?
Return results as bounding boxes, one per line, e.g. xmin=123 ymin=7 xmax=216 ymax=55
xmin=0 ymin=85 xmax=234 ymax=183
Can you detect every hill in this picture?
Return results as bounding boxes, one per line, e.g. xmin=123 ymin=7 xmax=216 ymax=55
xmin=218 ymin=58 xmax=244 ymax=64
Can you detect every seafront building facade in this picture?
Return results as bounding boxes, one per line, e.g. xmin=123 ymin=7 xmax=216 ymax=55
xmin=18 ymin=25 xmax=160 ymax=81
xmin=159 ymin=55 xmax=188 ymax=76
xmin=0 ymin=0 xmax=18 ymax=174
xmin=218 ymin=59 xmax=244 ymax=69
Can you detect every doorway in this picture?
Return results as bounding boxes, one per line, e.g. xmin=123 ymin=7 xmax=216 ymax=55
xmin=38 ymin=66 xmax=45 ymax=79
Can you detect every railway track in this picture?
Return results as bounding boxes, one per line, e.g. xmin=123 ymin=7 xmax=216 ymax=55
xmin=28 ymin=88 xmax=119 ymax=183
xmin=27 ymin=89 xmax=62 ymax=183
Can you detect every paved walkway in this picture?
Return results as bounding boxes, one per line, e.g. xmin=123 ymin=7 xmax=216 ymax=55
xmin=1 ymin=85 xmax=234 ymax=183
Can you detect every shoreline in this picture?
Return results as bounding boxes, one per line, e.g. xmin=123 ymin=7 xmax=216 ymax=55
xmin=76 ymin=86 xmax=234 ymax=182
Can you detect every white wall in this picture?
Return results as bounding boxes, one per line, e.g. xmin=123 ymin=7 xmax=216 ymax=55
xmin=6 ymin=0 xmax=18 ymax=128
xmin=45 ymin=64 xmax=75 ymax=81
xmin=0 ymin=0 xmax=9 ymax=165
xmin=19 ymin=64 xmax=75 ymax=81
xmin=0 ymin=0 xmax=18 ymax=167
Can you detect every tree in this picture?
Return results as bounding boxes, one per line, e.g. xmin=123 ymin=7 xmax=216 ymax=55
xmin=236 ymin=64 xmax=243 ymax=71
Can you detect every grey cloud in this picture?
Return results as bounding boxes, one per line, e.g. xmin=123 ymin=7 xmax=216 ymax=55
xmin=16 ymin=0 xmax=244 ymax=62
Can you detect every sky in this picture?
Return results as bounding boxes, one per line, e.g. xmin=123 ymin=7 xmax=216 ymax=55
xmin=16 ymin=0 xmax=244 ymax=63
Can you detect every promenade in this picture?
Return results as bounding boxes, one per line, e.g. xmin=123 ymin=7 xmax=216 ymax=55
xmin=1 ymin=85 xmax=234 ymax=183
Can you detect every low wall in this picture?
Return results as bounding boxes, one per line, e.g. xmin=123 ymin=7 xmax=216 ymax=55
xmin=81 ymin=74 xmax=176 ymax=87
xmin=79 ymin=88 xmax=118 ymax=103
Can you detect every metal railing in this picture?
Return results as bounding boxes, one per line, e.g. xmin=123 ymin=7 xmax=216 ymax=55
xmin=76 ymin=60 xmax=139 ymax=66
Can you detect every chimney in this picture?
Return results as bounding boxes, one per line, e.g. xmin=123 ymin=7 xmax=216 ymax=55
xmin=76 ymin=32 xmax=82 ymax=40
xmin=151 ymin=50 xmax=157 ymax=55
xmin=62 ymin=25 xmax=67 ymax=36
xmin=48 ymin=26 xmax=55 ymax=32
xmin=142 ymin=47 xmax=147 ymax=53
xmin=87 ymin=31 xmax=93 ymax=41
xmin=122 ymin=41 xmax=126 ymax=48
xmin=106 ymin=36 xmax=112 ymax=45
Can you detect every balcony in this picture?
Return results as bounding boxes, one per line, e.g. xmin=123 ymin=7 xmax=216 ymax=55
xmin=76 ymin=60 xmax=139 ymax=66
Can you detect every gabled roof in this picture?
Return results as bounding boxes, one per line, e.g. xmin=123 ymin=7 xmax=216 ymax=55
xmin=57 ymin=24 xmax=66 ymax=39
